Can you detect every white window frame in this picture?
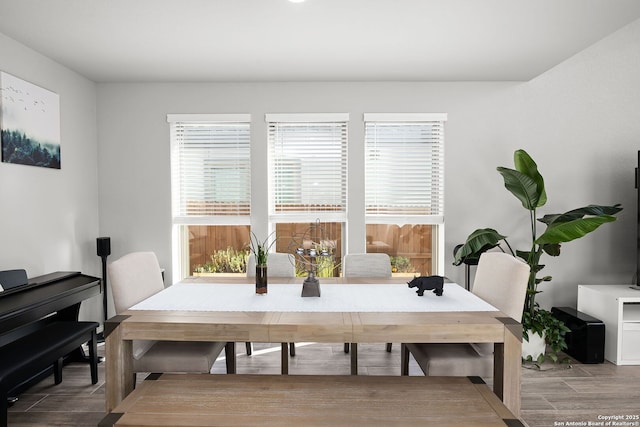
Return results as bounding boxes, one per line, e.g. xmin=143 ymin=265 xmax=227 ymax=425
xmin=266 ymin=113 xmax=349 ymax=225
xmin=167 ymin=113 xmax=251 ymax=281
xmin=363 ymin=113 xmax=447 ymax=274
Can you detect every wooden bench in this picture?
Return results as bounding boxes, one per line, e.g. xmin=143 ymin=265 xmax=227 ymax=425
xmin=99 ymin=374 xmax=523 ymax=426
xmin=1 ymin=321 xmax=99 ymax=427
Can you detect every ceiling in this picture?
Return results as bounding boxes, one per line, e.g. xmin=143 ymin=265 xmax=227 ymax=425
xmin=1 ymin=0 xmax=640 ymax=83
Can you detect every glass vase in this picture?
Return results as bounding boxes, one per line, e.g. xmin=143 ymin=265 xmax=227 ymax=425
xmin=256 ymin=265 xmax=268 ymax=294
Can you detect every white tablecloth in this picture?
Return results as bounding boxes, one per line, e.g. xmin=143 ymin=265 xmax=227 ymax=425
xmin=131 ymin=283 xmax=498 ymax=313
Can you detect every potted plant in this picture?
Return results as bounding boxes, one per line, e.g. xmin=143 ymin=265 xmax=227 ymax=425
xmin=249 ymin=231 xmax=277 ymax=294
xmin=453 ymin=149 xmax=622 ymax=363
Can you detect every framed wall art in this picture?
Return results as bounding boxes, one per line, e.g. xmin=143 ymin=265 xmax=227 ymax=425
xmin=0 ymin=71 xmax=60 ymax=169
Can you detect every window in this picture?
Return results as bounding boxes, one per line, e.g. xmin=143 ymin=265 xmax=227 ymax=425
xmin=167 ymin=111 xmax=445 ymax=280
xmin=364 ymin=113 xmax=447 ymax=275
xmin=267 ymin=113 xmax=348 ymax=276
xmin=168 ymin=114 xmax=251 ymax=279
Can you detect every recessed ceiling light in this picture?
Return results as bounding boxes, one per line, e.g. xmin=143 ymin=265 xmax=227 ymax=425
xmin=289 ymin=0 xmax=306 ymax=3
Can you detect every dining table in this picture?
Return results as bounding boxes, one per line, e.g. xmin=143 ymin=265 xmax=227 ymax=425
xmin=104 ymin=276 xmax=522 ymax=416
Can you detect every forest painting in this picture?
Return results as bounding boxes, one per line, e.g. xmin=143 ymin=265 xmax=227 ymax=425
xmin=0 ymin=71 xmax=60 ymax=169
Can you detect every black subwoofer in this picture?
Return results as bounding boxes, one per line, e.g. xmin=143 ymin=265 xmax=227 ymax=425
xmin=552 ymin=306 xmax=605 ymax=364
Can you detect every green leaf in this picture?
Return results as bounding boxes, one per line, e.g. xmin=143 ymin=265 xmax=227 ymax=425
xmin=531 ymin=263 xmax=545 ymax=273
xmin=534 ymin=276 xmax=552 ymax=285
xmin=541 ymin=243 xmax=561 ymax=257
xmin=497 ymin=167 xmax=540 ymax=210
xmin=536 ymin=215 xmax=617 ymax=245
xmin=539 ymin=204 xmax=623 ymax=225
xmin=515 ymin=249 xmax=531 ymax=260
xmin=513 ymin=149 xmax=547 ymax=207
xmin=452 ymin=228 xmax=506 ymax=266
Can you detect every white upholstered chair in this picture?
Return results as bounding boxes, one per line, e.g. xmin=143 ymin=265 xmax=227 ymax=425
xmin=247 ymin=253 xmax=296 ymax=278
xmin=108 ymin=251 xmax=233 ymax=378
xmin=246 ymin=253 xmax=296 ymax=357
xmin=401 ymin=251 xmax=529 ymax=377
xmin=342 ymin=253 xmax=393 ymax=354
xmin=343 ymin=253 xmax=393 ymax=278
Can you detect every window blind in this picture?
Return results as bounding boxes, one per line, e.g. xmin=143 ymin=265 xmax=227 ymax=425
xmin=267 ymin=113 xmax=348 ymax=222
xmin=364 ymin=113 xmax=446 ymax=224
xmin=168 ymin=114 xmax=251 ymax=224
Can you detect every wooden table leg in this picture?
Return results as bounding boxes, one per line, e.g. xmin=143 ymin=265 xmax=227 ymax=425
xmin=350 ymin=343 xmax=358 ymax=375
xmin=281 ymin=343 xmax=289 ymax=375
xmin=493 ymin=318 xmax=522 ymax=417
xmin=225 ymin=342 xmax=236 ymax=374
xmin=104 ymin=316 xmax=133 ymax=412
xmin=400 ymin=343 xmax=410 ymax=376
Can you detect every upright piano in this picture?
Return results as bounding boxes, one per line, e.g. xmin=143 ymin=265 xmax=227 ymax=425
xmin=0 ymin=271 xmax=101 ymax=395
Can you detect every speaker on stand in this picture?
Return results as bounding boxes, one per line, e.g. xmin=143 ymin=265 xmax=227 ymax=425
xmin=96 ymin=237 xmax=111 ymax=343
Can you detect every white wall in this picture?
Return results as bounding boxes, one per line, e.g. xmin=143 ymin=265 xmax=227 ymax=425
xmin=512 ymin=17 xmax=640 ymax=307
xmin=97 ymin=16 xmax=640 ymax=309
xmin=0 ymin=33 xmax=101 ymax=321
xmin=96 ymin=81 xmax=522 ymax=284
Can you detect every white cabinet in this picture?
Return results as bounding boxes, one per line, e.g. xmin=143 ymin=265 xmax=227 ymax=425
xmin=577 ymin=284 xmax=640 ymax=365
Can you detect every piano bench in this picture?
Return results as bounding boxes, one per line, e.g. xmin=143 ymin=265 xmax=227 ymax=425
xmin=0 ymin=321 xmax=99 ymax=427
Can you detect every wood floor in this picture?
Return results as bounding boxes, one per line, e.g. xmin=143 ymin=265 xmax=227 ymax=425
xmin=7 ymin=342 xmax=640 ymax=426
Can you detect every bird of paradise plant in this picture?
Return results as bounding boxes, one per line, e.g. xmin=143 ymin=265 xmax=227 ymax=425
xmin=453 ymin=149 xmax=622 ymax=362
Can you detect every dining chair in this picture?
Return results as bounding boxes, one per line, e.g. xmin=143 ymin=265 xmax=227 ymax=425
xmin=108 ymin=251 xmax=233 ymax=380
xmin=246 ymin=253 xmax=296 ymax=357
xmin=342 ymin=253 xmax=393 ymax=354
xmin=401 ymin=251 xmax=529 ymax=377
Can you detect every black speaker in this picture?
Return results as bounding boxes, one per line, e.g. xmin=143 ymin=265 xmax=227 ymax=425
xmin=97 ymin=237 xmax=111 ymax=257
xmin=552 ymin=306 xmax=605 ymax=364
xmin=96 ymin=237 xmax=111 ymax=331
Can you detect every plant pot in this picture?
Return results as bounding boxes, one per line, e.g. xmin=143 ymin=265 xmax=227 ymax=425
xmin=522 ymin=330 xmax=546 ymax=360
xmin=256 ymin=265 xmax=267 ymax=294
